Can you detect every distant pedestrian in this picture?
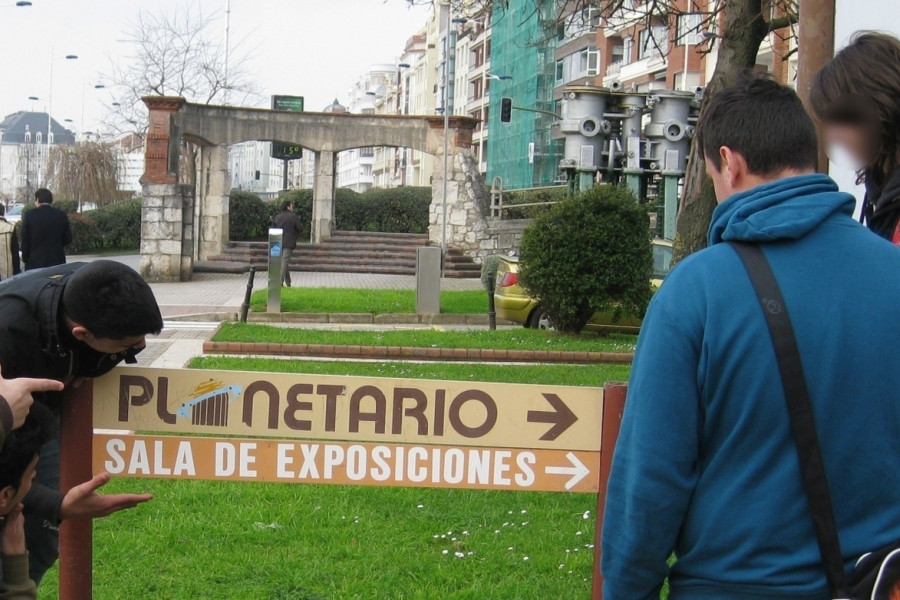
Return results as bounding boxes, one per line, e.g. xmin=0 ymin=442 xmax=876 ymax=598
xmin=20 ymin=189 xmax=71 ymax=271
xmin=0 ymin=206 xmax=21 ymax=281
xmin=273 ymin=199 xmax=303 ymax=287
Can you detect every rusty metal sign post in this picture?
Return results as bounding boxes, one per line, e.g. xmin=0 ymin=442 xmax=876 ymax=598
xmin=58 ymin=368 xmax=628 ymax=599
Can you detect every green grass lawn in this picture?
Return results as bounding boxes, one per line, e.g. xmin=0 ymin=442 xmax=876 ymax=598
xmin=39 ymin=480 xmax=600 ymax=600
xmin=213 ymin=323 xmax=638 ymax=354
xmin=191 ymin=356 xmax=631 ymax=387
xmin=250 ymin=288 xmax=488 ymax=315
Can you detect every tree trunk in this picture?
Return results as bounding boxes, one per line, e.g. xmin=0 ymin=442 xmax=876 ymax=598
xmin=674 ymin=0 xmax=770 ymax=261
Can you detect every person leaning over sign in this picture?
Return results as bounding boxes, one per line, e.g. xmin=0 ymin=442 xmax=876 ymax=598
xmin=601 ymin=73 xmax=900 ymax=599
xmin=0 ymin=259 xmax=162 ymax=585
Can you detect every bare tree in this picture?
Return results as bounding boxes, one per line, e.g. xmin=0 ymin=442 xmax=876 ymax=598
xmin=102 ymin=2 xmax=259 ymax=140
xmin=411 ymin=0 xmax=799 ymax=259
xmin=46 ymin=142 xmax=120 ymax=210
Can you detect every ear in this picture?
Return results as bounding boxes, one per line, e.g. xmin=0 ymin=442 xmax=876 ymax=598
xmin=70 ymin=325 xmax=91 ymax=342
xmin=0 ymin=485 xmax=16 ymax=512
xmin=719 ymin=146 xmax=745 ymax=190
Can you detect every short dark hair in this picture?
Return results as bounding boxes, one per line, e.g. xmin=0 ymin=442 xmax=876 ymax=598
xmin=34 ymin=188 xmax=53 ymax=205
xmin=696 ymin=71 xmax=819 ymax=176
xmin=0 ymin=403 xmax=55 ymax=492
xmin=280 ymin=199 xmax=292 ymax=212
xmin=63 ymin=260 xmax=163 ymax=339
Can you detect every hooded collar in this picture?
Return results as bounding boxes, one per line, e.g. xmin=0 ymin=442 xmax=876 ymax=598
xmin=707 ymin=174 xmax=856 ymax=246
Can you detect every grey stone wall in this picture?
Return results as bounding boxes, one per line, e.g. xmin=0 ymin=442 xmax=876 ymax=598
xmin=140 ymin=183 xmax=195 ymax=282
xmin=429 ymin=147 xmax=532 ymax=264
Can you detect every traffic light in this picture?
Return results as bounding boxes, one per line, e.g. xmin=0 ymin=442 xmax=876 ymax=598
xmin=500 ymin=97 xmax=513 ymax=123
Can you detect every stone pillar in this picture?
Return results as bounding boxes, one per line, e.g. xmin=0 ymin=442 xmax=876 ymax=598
xmin=428 ymin=147 xmax=490 ymax=261
xmin=140 ymin=184 xmax=194 ymax=282
xmin=140 ymin=96 xmax=192 ymax=282
xmin=312 ymin=150 xmax=335 ymax=243
xmin=197 ymin=144 xmax=230 ymax=259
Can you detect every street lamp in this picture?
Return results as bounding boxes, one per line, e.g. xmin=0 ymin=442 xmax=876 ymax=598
xmin=45 ymin=49 xmax=78 ymax=179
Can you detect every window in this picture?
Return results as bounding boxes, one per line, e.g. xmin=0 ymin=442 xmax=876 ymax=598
xmin=611 ymin=44 xmax=624 ymax=64
xmin=580 ymin=48 xmax=600 ymax=76
xmin=48 ymin=132 xmax=54 ymax=144
xmin=677 ymin=13 xmax=705 ymax=46
xmin=623 ymin=37 xmax=634 ymax=64
xmin=556 ymin=60 xmax=564 ymax=82
xmin=35 ymin=132 xmax=42 ymax=144
xmin=639 ymin=26 xmax=668 ymax=59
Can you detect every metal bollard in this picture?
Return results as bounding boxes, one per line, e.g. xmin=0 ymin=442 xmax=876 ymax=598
xmin=239 ymin=266 xmax=256 ymax=323
xmin=267 ymin=228 xmax=283 ymax=313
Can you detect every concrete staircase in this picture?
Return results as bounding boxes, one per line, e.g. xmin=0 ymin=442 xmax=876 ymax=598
xmin=201 ymin=231 xmax=481 ymax=278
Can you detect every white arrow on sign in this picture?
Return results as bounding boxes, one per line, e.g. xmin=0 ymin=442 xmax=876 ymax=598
xmin=544 ymin=452 xmax=590 ymax=490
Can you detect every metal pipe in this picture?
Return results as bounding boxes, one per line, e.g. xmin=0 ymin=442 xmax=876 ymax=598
xmin=440 ymin=4 xmax=451 ymax=275
xmin=239 ymin=265 xmax=256 ymax=323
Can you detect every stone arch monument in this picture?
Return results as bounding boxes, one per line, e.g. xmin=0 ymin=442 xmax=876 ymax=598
xmin=140 ymin=96 xmax=490 ymax=282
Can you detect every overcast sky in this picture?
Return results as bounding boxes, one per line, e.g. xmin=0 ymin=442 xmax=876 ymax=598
xmin=0 ymin=0 xmax=431 ymax=133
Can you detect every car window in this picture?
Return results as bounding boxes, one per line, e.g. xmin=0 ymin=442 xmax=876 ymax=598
xmin=652 ymin=243 xmax=673 ymax=279
xmin=7 ymin=206 xmax=21 ymax=216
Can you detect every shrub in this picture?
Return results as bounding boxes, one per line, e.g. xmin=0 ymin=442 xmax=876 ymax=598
xmin=55 ymin=199 xmax=79 ymax=214
xmin=502 ymin=186 xmax=569 ymax=220
xmin=335 ymin=187 xmax=430 ymax=233
xmin=228 ymin=191 xmax=271 ymax=241
xmin=67 ymin=199 xmax=142 ymax=254
xmin=518 ymin=185 xmax=653 ymax=333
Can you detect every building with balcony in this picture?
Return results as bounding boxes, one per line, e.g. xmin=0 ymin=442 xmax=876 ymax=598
xmin=456 ymin=8 xmax=493 ymax=175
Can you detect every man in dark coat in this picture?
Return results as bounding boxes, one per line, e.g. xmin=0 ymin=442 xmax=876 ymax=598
xmin=273 ymin=199 xmax=303 ymax=287
xmin=0 ymin=260 xmax=162 ymax=583
xmin=21 ymin=189 xmax=72 ymax=271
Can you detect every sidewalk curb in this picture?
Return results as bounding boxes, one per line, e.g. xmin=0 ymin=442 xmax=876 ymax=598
xmin=244 ymin=313 xmax=516 ymax=326
xmin=202 ymin=340 xmax=634 ymax=365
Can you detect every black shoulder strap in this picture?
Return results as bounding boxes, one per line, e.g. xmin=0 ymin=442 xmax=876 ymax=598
xmin=729 ymin=241 xmax=847 ymax=596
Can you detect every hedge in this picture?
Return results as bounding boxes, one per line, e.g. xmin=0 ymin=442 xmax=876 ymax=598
xmin=27 ymin=199 xmax=145 ymax=254
xmin=228 ymin=186 xmax=432 ymax=242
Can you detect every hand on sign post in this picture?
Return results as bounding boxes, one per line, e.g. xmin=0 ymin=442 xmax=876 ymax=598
xmin=0 ymin=364 xmax=64 ymax=430
xmin=60 ymin=472 xmax=153 ymax=520
xmin=1 ymin=504 xmax=27 ymax=555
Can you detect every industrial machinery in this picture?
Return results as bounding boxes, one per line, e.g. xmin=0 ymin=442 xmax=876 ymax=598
xmin=557 ymin=84 xmax=704 ymax=241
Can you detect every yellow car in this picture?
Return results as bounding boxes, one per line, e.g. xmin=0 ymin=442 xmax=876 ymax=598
xmin=494 ymin=239 xmax=673 ymax=332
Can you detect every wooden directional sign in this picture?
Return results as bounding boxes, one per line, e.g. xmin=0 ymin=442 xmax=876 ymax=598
xmin=92 ymin=433 xmax=600 ymax=493
xmin=93 ymin=368 xmax=603 ymax=452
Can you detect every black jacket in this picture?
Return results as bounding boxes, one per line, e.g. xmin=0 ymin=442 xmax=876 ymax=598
xmin=273 ymin=210 xmax=304 ymax=249
xmin=21 ymin=204 xmax=73 ymax=270
xmin=864 ymin=168 xmax=900 ymax=241
xmin=0 ymin=264 xmax=142 ymax=521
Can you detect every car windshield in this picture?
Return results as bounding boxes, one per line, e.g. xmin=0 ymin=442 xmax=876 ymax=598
xmin=6 ymin=206 xmax=21 ymax=216
xmin=652 ymin=242 xmax=673 ymax=279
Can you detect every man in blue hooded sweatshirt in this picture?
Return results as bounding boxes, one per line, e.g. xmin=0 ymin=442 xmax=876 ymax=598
xmin=601 ymin=73 xmax=900 ymax=599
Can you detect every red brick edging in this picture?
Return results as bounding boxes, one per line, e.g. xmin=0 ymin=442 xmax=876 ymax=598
xmin=202 ymin=341 xmax=634 ymax=365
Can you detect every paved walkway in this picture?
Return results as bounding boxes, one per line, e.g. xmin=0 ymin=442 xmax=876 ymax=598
xmin=68 ymin=254 xmax=483 ymax=318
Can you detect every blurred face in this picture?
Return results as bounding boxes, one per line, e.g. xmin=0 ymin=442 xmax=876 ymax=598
xmin=0 ymin=456 xmax=38 ymax=516
xmin=823 ymin=123 xmax=873 ymax=171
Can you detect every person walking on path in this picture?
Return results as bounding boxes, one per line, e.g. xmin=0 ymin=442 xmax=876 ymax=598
xmin=273 ymin=200 xmax=303 ymax=287
xmin=602 ymin=73 xmax=900 ymax=599
xmin=0 ymin=206 xmax=21 ymax=280
xmin=20 ymin=189 xmax=71 ymax=271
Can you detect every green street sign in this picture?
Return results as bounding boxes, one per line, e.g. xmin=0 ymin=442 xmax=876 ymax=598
xmin=271 ymin=95 xmax=305 ymax=160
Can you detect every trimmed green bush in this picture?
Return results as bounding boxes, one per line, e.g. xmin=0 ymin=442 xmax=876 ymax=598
xmin=229 ymin=186 xmax=432 ymax=241
xmin=502 ymin=186 xmax=569 ymax=219
xmin=335 ymin=187 xmax=431 ymax=233
xmin=518 ymin=185 xmax=653 ymax=333
xmin=67 ymin=199 xmax=142 ymax=254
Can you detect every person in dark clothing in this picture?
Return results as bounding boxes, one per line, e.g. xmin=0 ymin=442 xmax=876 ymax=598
xmin=273 ymin=200 xmax=303 ymax=287
xmin=0 ymin=260 xmax=162 ymax=583
xmin=20 ymin=189 xmax=72 ymax=270
xmin=810 ymin=32 xmax=900 ymax=243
